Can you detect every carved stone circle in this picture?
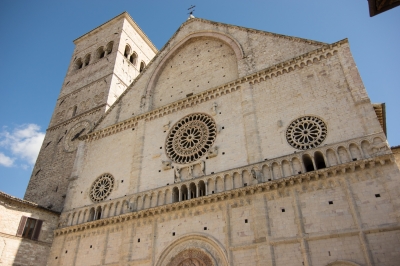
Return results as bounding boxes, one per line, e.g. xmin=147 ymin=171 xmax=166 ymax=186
xmin=166 ymin=113 xmax=217 ymax=164
xmin=286 ymin=116 xmax=327 ymax=150
xmin=89 ymin=173 xmax=114 ymax=203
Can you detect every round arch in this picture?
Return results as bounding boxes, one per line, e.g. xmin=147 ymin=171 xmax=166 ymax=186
xmin=144 ymin=31 xmax=244 ymax=110
xmin=154 ymin=233 xmax=229 ymax=266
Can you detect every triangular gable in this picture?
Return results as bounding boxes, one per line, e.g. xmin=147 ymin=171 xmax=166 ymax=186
xmin=93 ymin=17 xmax=327 ymax=132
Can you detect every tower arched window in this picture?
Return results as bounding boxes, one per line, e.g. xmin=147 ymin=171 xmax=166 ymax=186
xmin=83 ymin=54 xmax=91 ymax=66
xmin=106 ymin=41 xmax=113 ymax=55
xmin=124 ymin=45 xmax=131 ymax=58
xmin=75 ymin=58 xmax=83 ymax=70
xmin=97 ymin=46 xmax=105 ymax=59
xmin=129 ymin=52 xmax=137 ymax=65
xmin=72 ymin=106 xmax=77 ymax=117
xmin=140 ymin=61 xmax=145 ymax=73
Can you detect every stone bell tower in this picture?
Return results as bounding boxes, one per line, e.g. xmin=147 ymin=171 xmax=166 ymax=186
xmin=24 ymin=12 xmax=157 ymax=212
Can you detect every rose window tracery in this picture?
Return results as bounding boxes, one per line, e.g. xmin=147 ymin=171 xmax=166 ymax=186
xmin=89 ymin=173 xmax=114 ymax=203
xmin=286 ymin=116 xmax=327 ymax=150
xmin=166 ymin=113 xmax=217 ymax=164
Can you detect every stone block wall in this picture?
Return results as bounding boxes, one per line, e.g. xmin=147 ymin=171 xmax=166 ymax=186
xmin=48 ymin=160 xmax=400 ymax=265
xmin=0 ymin=192 xmax=59 ymax=266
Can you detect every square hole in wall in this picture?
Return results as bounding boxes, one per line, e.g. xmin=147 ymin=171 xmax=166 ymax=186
xmin=55 ymin=257 xmax=58 ymax=260
xmin=159 ymin=170 xmax=161 ymax=172
xmin=298 ymin=171 xmax=302 ymax=174
xmin=90 ymin=245 xmax=92 ymax=248
xmin=132 ymin=128 xmax=135 ymax=131
xmin=211 ymin=172 xmax=214 ymax=174
xmin=244 ymin=183 xmax=247 ymax=187
xmin=352 ymin=158 xmax=357 ymax=161
xmin=245 ymin=219 xmax=248 ymax=223
xmin=172 ymin=232 xmax=175 ymax=236
xmin=268 ymin=179 xmax=271 ymax=181
xmin=65 ymin=250 xmax=68 ymax=253
xmin=281 ymin=209 xmax=285 ymax=213
xmin=138 ymin=238 xmax=140 ymax=243
xmin=204 ymin=227 xmax=207 ymax=230
xmin=121 ymin=180 xmax=124 ymax=183
xmin=222 ymin=126 xmax=224 ymax=129
xmin=375 ymin=194 xmax=381 ymax=198
xmin=329 ymin=201 xmax=333 ymax=205
xmin=160 ymin=147 xmax=162 ymax=149
xmin=212 ymin=191 xmax=214 ymax=194
xmin=222 ymin=152 xmax=225 ymax=155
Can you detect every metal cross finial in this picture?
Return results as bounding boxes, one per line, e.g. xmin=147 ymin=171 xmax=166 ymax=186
xmin=188 ymin=5 xmax=196 ymax=15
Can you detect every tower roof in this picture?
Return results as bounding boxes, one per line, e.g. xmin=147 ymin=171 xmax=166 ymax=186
xmin=73 ymin=11 xmax=158 ymax=54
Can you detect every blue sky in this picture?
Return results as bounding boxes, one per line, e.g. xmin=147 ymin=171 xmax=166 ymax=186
xmin=0 ymin=1 xmax=399 ymax=199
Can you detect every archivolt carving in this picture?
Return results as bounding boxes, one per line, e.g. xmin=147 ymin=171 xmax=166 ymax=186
xmin=155 ymin=234 xmax=228 ymax=266
xmin=168 ymin=249 xmax=212 ymax=266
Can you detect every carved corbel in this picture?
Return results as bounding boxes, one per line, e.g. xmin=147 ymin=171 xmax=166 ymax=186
xmin=162 ymin=160 xmax=172 ymax=170
xmin=211 ymin=102 xmax=218 ymax=116
xmin=174 ymin=167 xmax=182 ymax=183
xmin=208 ymin=146 xmax=218 ymax=158
xmin=163 ymin=120 xmax=171 ymax=131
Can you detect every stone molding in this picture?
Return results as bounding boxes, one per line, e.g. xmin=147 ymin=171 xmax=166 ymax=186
xmin=58 ymin=71 xmax=113 ymax=102
xmin=84 ymin=39 xmax=348 ymax=142
xmin=0 ymin=191 xmax=60 ymax=215
xmin=54 ymin=152 xmax=394 ymax=236
xmin=47 ymin=104 xmax=106 ymax=132
xmin=184 ymin=18 xmax=327 ymax=46
xmin=73 ymin=12 xmax=158 ymax=54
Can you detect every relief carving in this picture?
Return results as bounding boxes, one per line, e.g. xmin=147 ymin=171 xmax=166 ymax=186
xmin=174 ymin=161 xmax=205 ymax=183
xmin=162 ymin=160 xmax=172 ymax=170
xmin=207 ymin=146 xmax=218 ymax=158
xmin=211 ymin=102 xmax=218 ymax=116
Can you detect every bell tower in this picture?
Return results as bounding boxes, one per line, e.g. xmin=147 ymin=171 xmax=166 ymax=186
xmin=24 ymin=12 xmax=157 ymax=212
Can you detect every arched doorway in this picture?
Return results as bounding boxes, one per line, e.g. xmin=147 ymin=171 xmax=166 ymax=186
xmin=155 ymin=234 xmax=228 ymax=266
xmin=168 ymin=249 xmax=213 ymax=266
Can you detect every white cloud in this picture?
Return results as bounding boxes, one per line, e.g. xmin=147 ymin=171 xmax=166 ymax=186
xmin=0 ymin=152 xmax=14 ymax=167
xmin=0 ymin=124 xmax=45 ymax=167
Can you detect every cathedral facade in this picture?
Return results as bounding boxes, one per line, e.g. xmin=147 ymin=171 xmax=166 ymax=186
xmin=18 ymin=12 xmax=400 ymax=265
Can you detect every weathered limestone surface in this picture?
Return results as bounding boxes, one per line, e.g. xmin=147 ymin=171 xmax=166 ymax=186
xmin=19 ymin=12 xmax=400 ymax=266
xmin=24 ymin=12 xmax=157 ymax=212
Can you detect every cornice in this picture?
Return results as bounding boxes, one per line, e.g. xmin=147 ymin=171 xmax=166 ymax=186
xmin=0 ymin=191 xmax=60 ymax=215
xmin=47 ymin=104 xmax=106 ymax=132
xmin=54 ymin=153 xmax=394 ymax=236
xmin=184 ymin=17 xmax=327 ymax=46
xmin=73 ymin=12 xmax=158 ymax=54
xmin=83 ymin=38 xmax=348 ymax=142
xmin=58 ymin=72 xmax=113 ymax=102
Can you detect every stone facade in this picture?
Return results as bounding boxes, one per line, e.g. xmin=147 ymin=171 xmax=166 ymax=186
xmin=0 ymin=192 xmax=59 ymax=266
xmin=16 ymin=12 xmax=400 ymax=266
xmin=24 ymin=12 xmax=157 ymax=212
